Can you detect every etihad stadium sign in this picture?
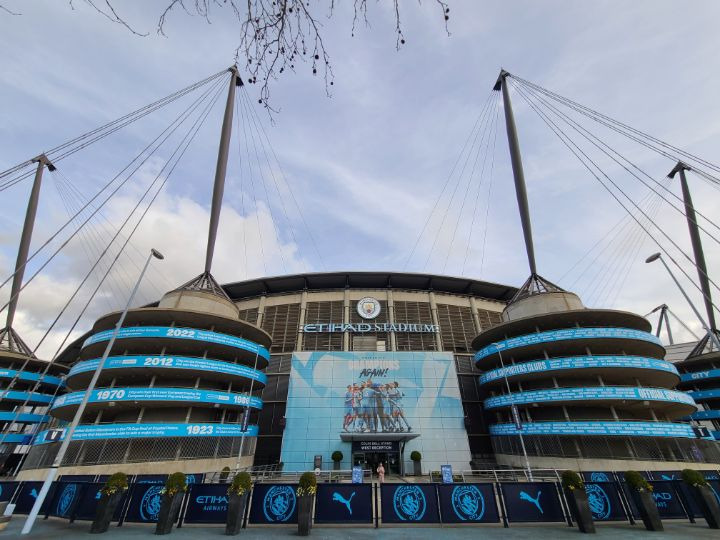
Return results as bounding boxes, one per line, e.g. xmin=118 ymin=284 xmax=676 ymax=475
xmin=302 ymin=323 xmax=440 ymax=333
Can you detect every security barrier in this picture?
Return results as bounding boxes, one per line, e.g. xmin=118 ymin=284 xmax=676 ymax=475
xmin=4 ymin=472 xmax=720 ymax=529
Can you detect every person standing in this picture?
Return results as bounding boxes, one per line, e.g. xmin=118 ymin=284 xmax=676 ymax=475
xmin=377 ymin=462 xmax=385 ymax=483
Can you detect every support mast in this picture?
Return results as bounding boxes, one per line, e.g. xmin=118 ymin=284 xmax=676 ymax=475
xmin=668 ymin=161 xmax=716 ymax=331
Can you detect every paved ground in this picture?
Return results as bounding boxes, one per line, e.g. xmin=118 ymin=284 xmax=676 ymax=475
xmin=0 ymin=518 xmax=717 ymax=539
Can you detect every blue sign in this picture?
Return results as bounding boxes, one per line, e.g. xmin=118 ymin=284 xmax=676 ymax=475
xmin=49 ymin=482 xmax=82 ymax=518
xmin=69 ymin=356 xmax=267 ymax=385
xmin=437 ymin=483 xmax=499 ymax=523
xmin=83 ymin=326 xmax=270 ymax=360
xmin=441 ymin=465 xmax=453 ymax=484
xmin=52 ymin=388 xmax=262 ymax=411
xmin=352 ymin=466 xmax=363 ymax=484
xmin=249 ymin=484 xmax=298 ymax=524
xmin=183 ymin=484 xmax=231 ymax=524
xmin=485 ymin=387 xmax=695 ymax=410
xmin=681 ymin=369 xmax=720 ymax=382
xmin=690 ymin=410 xmax=720 ymax=420
xmin=475 ymin=327 xmax=661 ymax=362
xmin=0 ymin=482 xmax=18 ymax=503
xmin=33 ymin=422 xmax=259 ymax=444
xmin=490 ymin=421 xmax=697 ymax=438
xmin=584 ymin=482 xmax=626 ymax=521
xmin=500 ymin=482 xmax=565 ymax=522
xmin=73 ymin=483 xmax=113 ymax=521
xmin=480 ymin=356 xmax=677 ymax=384
xmin=314 ymin=483 xmax=372 ymax=524
xmin=0 ymin=369 xmax=63 ymax=387
xmin=688 ymin=389 xmax=720 ymax=400
xmin=125 ymin=484 xmax=166 ymax=523
xmin=380 ymin=484 xmax=439 ymax=524
xmin=14 ymin=482 xmax=49 ymax=514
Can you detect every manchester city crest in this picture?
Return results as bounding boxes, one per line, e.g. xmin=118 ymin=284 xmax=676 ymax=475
xmin=262 ymin=485 xmax=296 ymax=522
xmin=451 ymin=485 xmax=485 ymax=521
xmin=357 ymin=297 xmax=381 ymax=320
xmin=590 ymin=472 xmax=609 ymax=482
xmin=140 ymin=485 xmax=164 ymax=522
xmin=585 ymin=483 xmax=611 ymax=520
xmin=393 ymin=485 xmax=426 ymax=521
xmin=56 ymin=484 xmax=78 ymax=517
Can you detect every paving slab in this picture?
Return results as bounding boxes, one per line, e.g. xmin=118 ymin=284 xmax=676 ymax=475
xmin=0 ymin=518 xmax=718 ymax=539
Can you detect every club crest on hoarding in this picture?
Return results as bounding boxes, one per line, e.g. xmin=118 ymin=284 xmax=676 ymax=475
xmin=357 ymin=297 xmax=381 ymax=320
xmin=451 ymin=485 xmax=485 ymax=521
xmin=585 ymin=483 xmax=611 ymax=520
xmin=57 ymin=483 xmax=78 ymax=517
xmin=263 ymin=485 xmax=296 ymax=522
xmin=393 ymin=485 xmax=426 ymax=521
xmin=140 ymin=485 xmax=164 ymax=521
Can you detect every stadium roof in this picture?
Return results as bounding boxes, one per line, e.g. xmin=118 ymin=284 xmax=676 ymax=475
xmin=222 ymin=271 xmax=517 ymax=302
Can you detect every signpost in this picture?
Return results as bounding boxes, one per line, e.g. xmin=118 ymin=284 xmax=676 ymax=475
xmin=441 ymin=465 xmax=453 ymax=484
xmin=352 ymin=466 xmax=363 ymax=484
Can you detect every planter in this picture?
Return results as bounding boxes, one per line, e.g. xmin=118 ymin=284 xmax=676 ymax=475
xmin=154 ymin=493 xmax=184 ymax=535
xmin=630 ymin=490 xmax=663 ymax=532
xmin=225 ymin=492 xmax=249 ymax=535
xmin=90 ymin=491 xmax=124 ymax=534
xmin=297 ymin=494 xmax=313 ymax=536
xmin=333 ymin=461 xmax=340 ymax=471
xmin=413 ymin=461 xmax=422 ymax=476
xmin=691 ymin=485 xmax=720 ymax=529
xmin=565 ymin=488 xmax=595 ymax=534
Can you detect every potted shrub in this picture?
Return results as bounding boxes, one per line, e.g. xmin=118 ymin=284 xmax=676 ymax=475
xmin=219 ymin=466 xmax=231 ymax=482
xmin=155 ymin=472 xmax=187 ymax=535
xmin=624 ymin=471 xmax=662 ymax=531
xmin=561 ymin=470 xmax=595 ymax=533
xmin=681 ymin=469 xmax=720 ymax=529
xmin=225 ymin=472 xmax=252 ymax=535
xmin=90 ymin=472 xmax=128 ymax=534
xmin=296 ymin=471 xmax=317 ymax=536
xmin=331 ymin=451 xmax=343 ymax=471
xmin=410 ymin=451 xmax=422 ymax=476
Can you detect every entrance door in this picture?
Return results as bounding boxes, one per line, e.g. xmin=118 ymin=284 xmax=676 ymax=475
xmin=357 ymin=452 xmax=400 ymax=476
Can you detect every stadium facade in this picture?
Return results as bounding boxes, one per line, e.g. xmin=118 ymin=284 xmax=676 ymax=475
xmin=16 ymin=270 xmax=720 ymax=480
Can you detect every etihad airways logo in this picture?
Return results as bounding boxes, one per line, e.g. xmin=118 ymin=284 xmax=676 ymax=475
xmin=302 ymin=323 xmax=440 ymax=333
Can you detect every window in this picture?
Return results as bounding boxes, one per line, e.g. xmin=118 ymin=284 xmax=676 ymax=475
xmin=262 ymin=304 xmax=301 ymax=353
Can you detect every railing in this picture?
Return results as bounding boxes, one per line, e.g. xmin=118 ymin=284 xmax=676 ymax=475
xmin=205 ymin=466 xmax=373 ymax=483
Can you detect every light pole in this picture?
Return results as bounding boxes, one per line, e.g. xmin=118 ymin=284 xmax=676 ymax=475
xmin=645 ymin=252 xmax=720 ymax=350
xmin=496 ymin=343 xmax=533 ymax=481
xmin=21 ymin=248 xmax=164 ymax=535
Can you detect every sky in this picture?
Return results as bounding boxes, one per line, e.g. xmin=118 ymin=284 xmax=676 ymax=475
xmin=2 ymin=1 xmax=720 ymax=358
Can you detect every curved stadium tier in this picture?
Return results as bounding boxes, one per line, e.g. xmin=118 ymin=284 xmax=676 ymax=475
xmin=20 ymin=287 xmax=271 ymax=477
xmin=473 ymin=286 xmax=720 ymax=469
xmin=675 ymin=344 xmax=720 ymax=441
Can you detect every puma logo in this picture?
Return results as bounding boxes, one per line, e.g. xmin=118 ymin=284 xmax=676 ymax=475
xmin=332 ymin=491 xmax=355 ymax=515
xmin=519 ymin=490 xmax=543 ymax=514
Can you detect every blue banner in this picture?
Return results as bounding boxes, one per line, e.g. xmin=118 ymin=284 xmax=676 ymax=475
xmin=33 ymin=422 xmax=259 ymax=444
xmin=72 ymin=483 xmax=116 ymax=521
xmin=437 ymin=483 xmax=499 ymax=523
xmin=688 ymin=389 xmax=720 ymax=400
xmin=14 ymin=482 xmax=49 ymax=514
xmin=124 ymin=483 xmax=168 ymax=523
xmin=380 ymin=484 xmax=439 ymax=524
xmin=52 ymin=388 xmax=262 ymax=411
xmin=690 ymin=409 xmax=720 ymax=420
xmin=183 ymin=484 xmax=231 ymax=524
xmin=0 ymin=412 xmax=48 ymax=423
xmin=0 ymin=390 xmax=53 ymax=405
xmin=48 ymin=482 xmax=84 ymax=518
xmin=480 ymin=356 xmax=677 ymax=384
xmin=83 ymin=326 xmax=270 ymax=360
xmin=680 ymin=369 xmax=720 ymax=382
xmin=69 ymin=356 xmax=267 ymax=385
xmin=485 ymin=387 xmax=696 ymax=409
xmin=314 ymin=483 xmax=372 ymax=524
xmin=584 ymin=482 xmax=627 ymax=521
xmin=500 ymin=482 xmax=565 ymax=523
xmin=0 ymin=369 xmax=62 ymax=387
xmin=441 ymin=465 xmax=453 ymax=484
xmin=352 ymin=467 xmax=363 ymax=484
xmin=475 ymin=327 xmax=661 ymax=362
xmin=647 ymin=481 xmax=687 ymax=519
xmin=582 ymin=472 xmax=614 ymax=482
xmin=490 ymin=421 xmax=697 ymax=438
xmin=249 ymin=484 xmax=299 ymax=524
xmin=0 ymin=482 xmax=19 ymax=502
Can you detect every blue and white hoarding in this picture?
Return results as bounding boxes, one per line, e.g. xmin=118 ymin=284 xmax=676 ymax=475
xmin=281 ymin=351 xmax=471 ymax=473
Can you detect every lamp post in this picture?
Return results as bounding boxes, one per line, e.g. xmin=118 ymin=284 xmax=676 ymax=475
xmin=496 ymin=343 xmax=533 ymax=481
xmin=645 ymin=252 xmax=720 ymax=350
xmin=21 ymin=248 xmax=164 ymax=535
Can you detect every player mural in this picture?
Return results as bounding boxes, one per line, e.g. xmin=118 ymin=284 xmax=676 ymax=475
xmin=282 ymin=351 xmax=472 ymax=472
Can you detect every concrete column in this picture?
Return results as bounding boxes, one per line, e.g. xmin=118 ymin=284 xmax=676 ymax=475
xmin=297 ymin=290 xmax=308 ymax=351
xmin=343 ymin=288 xmax=350 ymax=352
xmin=256 ymin=294 xmax=267 ymax=328
xmin=428 ymin=291 xmax=443 ymax=351
xmin=469 ymin=297 xmax=482 ymax=334
xmin=387 ymin=289 xmax=397 ymax=352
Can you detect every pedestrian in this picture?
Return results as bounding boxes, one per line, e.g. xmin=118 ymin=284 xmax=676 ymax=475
xmin=377 ymin=462 xmax=385 ymax=483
